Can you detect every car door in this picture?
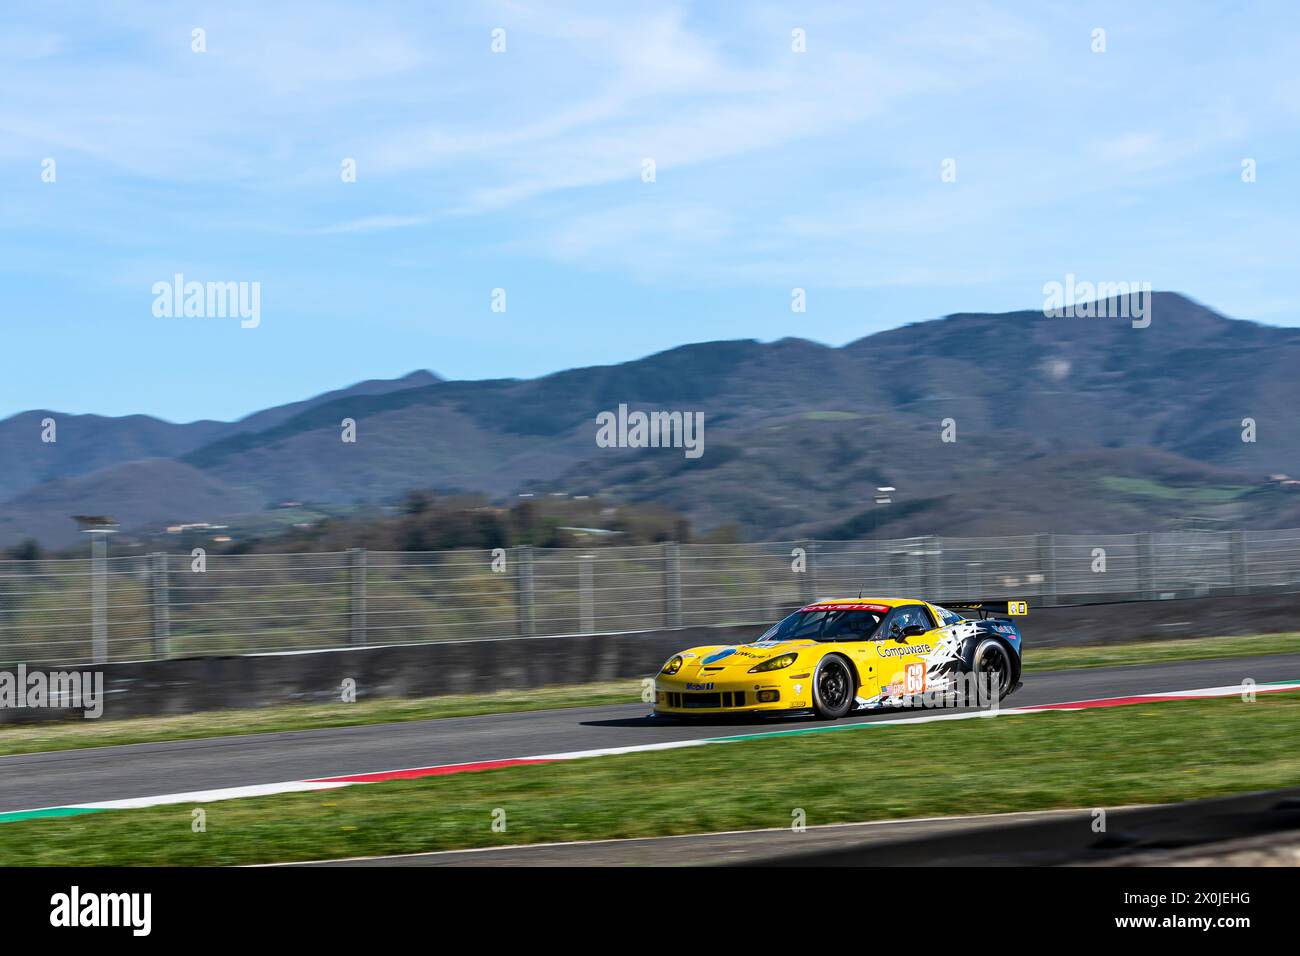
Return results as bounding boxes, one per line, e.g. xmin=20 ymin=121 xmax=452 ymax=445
xmin=872 ymin=604 xmax=941 ymax=697
xmin=823 ymin=611 xmax=883 ymax=700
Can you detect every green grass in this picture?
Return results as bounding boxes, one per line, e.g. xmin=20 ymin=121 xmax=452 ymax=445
xmin=1023 ymin=631 xmax=1300 ymax=673
xmin=3 ymin=632 xmax=1299 ymax=759
xmin=0 ymin=680 xmax=642 ymax=757
xmin=1099 ymin=475 xmax=1246 ymax=503
xmin=4 ymin=691 xmax=1299 ymax=865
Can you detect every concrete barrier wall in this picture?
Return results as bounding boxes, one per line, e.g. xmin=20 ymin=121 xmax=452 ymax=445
xmin=2 ymin=592 xmax=1297 ymax=724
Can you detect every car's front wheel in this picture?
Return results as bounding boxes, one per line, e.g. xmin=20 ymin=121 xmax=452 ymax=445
xmin=811 ymin=655 xmax=854 ymax=720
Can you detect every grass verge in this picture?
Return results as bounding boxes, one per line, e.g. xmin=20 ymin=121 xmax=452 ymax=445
xmin=2 ymin=691 xmax=1298 ymax=865
xmin=0 ymin=681 xmax=641 ymax=757
xmin=2 ymin=632 xmax=1297 ymax=758
xmin=1021 ymin=631 xmax=1300 ymax=673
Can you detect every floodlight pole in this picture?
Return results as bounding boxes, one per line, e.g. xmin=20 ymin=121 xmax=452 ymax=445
xmin=874 ymin=487 xmax=895 ymax=539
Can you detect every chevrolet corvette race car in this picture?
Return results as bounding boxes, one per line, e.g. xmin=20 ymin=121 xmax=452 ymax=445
xmin=654 ymin=597 xmax=1025 ymax=719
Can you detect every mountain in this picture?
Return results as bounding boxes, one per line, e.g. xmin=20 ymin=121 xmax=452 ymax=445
xmin=0 ymin=369 xmax=442 ymax=503
xmin=0 ymin=412 xmax=227 ymax=504
xmin=226 ymin=369 xmax=442 ymax=434
xmin=0 ymin=459 xmax=264 ymax=548
xmin=4 ymin=293 xmax=1300 ymax=548
xmin=841 ymin=294 xmax=1300 ymax=470
xmin=0 ymin=370 xmax=441 ymax=545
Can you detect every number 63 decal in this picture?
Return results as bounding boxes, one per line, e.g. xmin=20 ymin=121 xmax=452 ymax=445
xmin=905 ymin=662 xmax=925 ymax=694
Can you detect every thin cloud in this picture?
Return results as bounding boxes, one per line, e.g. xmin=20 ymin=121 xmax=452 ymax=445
xmin=309 ymin=215 xmax=433 ymax=235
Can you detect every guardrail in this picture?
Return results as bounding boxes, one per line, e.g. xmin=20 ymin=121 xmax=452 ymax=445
xmin=3 ymin=528 xmax=1300 ymax=666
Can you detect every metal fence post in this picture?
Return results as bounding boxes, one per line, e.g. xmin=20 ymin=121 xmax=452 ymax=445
xmin=1037 ymin=533 xmax=1057 ymax=607
xmin=579 ymin=553 xmax=595 ymax=633
xmin=90 ymin=532 xmax=108 ymax=665
xmin=798 ymin=540 xmax=817 ymax=605
xmin=1230 ymin=530 xmax=1248 ymax=596
xmin=662 ymin=542 xmax=682 ymax=628
xmin=515 ymin=546 xmax=535 ymax=637
xmin=349 ymin=548 xmax=367 ymax=645
xmin=920 ymin=536 xmax=941 ymax=597
xmin=1136 ymin=533 xmax=1155 ymax=600
xmin=150 ymin=552 xmax=170 ymax=659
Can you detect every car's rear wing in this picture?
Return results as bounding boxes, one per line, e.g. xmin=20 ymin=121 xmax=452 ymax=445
xmin=943 ymin=600 xmax=1028 ymax=619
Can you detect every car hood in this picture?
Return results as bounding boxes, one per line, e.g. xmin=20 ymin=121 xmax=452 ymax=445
xmin=679 ymin=640 xmax=816 ymax=671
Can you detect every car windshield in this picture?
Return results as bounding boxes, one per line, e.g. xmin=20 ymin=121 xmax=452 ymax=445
xmin=755 ymin=609 xmax=884 ymax=643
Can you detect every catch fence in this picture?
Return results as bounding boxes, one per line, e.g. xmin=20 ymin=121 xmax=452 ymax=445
xmin=3 ymin=529 xmax=1299 ymax=666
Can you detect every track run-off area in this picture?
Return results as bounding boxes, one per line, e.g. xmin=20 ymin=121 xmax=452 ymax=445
xmin=2 ymin=653 xmax=1299 ymax=823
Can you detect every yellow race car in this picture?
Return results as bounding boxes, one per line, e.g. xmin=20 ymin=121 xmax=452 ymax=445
xmin=654 ymin=597 xmax=1025 ymax=719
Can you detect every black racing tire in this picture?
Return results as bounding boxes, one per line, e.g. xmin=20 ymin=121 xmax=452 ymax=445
xmin=971 ymin=638 xmax=1014 ymax=702
xmin=811 ymin=654 xmax=854 ymax=720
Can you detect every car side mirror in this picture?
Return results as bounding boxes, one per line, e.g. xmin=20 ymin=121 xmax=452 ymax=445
xmin=901 ymin=625 xmax=926 ymax=638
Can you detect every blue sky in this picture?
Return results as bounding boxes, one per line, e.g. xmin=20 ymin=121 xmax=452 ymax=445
xmin=1 ymin=1 xmax=1297 ymax=422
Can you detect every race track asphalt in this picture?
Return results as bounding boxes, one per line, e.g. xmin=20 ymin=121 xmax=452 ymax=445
xmin=1 ymin=653 xmax=1297 ymax=814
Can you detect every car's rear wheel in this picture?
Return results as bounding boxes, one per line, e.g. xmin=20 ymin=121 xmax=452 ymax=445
xmin=972 ymin=638 xmax=1013 ymax=702
xmin=811 ymin=655 xmax=854 ymax=720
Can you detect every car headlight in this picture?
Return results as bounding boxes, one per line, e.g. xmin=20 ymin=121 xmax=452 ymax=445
xmin=749 ymin=652 xmax=798 ymax=673
xmin=661 ymin=655 xmax=684 ymax=676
